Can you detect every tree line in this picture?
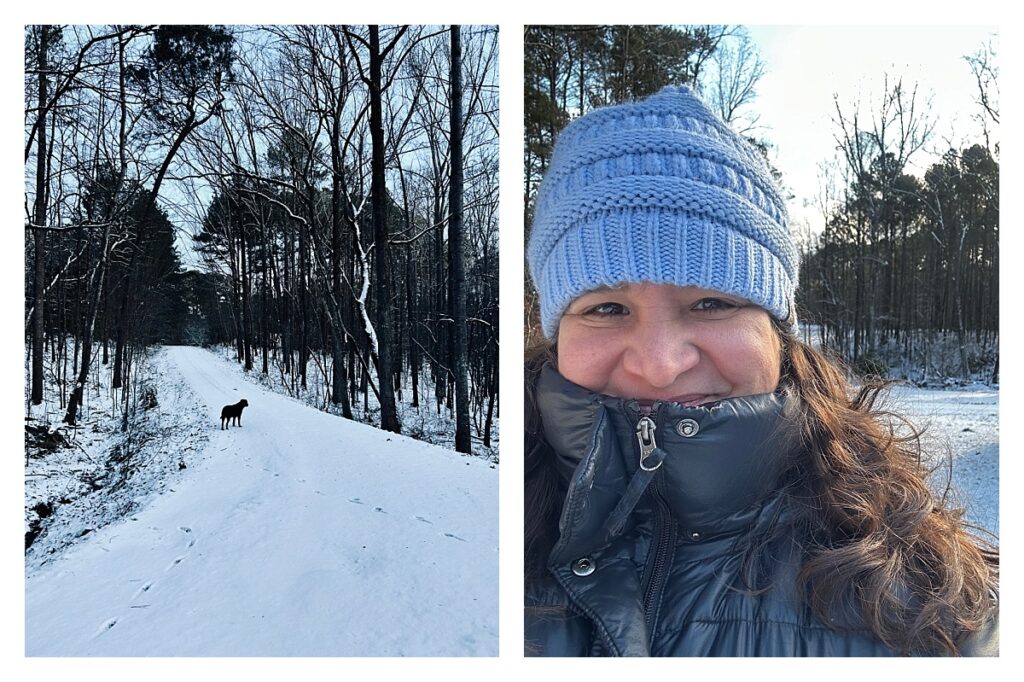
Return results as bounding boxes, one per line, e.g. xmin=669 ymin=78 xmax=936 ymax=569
xmin=25 ymin=25 xmax=499 ymax=453
xmin=799 ymin=65 xmax=998 ymax=381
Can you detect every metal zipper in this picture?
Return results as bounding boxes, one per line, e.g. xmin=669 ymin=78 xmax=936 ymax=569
xmin=635 ymin=415 xmax=662 ymax=471
xmin=633 ymin=406 xmax=674 ymax=644
xmin=641 ymin=487 xmax=673 ymax=639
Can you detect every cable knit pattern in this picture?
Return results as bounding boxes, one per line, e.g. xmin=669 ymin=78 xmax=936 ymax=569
xmin=528 ymin=85 xmax=797 ymax=337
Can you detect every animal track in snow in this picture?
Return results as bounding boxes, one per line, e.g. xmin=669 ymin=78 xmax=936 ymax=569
xmin=133 ymin=581 xmax=153 ymax=599
xmin=374 ymin=506 xmax=387 ymax=514
xmin=94 ymin=618 xmax=118 ymax=637
xmin=414 ymin=516 xmax=433 ymax=525
xmin=167 ymin=556 xmax=184 ymax=570
xmin=179 ymin=526 xmax=196 ymax=547
xmin=443 ymin=532 xmax=467 ymax=542
xmin=348 ymin=498 xmax=364 ymax=505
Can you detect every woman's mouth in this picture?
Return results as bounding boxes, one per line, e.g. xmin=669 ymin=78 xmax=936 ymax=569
xmin=638 ymin=395 xmax=711 ymax=409
xmin=673 ymin=394 xmax=710 ymax=407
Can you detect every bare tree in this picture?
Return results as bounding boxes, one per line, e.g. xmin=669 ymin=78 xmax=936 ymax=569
xmin=830 ymin=76 xmax=934 ymax=358
xmin=449 ymin=25 xmax=471 ymax=454
xmin=700 ymin=28 xmax=765 ymax=134
xmin=964 ymin=38 xmax=999 ymax=154
xmin=345 ymin=25 xmax=410 ymax=434
xmin=29 ymin=25 xmax=51 ymax=406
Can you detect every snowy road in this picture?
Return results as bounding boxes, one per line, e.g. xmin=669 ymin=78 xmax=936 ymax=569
xmin=25 ymin=346 xmax=498 ymax=656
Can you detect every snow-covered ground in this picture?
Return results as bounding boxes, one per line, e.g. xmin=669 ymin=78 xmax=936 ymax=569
xmin=886 ymin=383 xmax=999 ymax=537
xmin=210 ymin=345 xmax=500 ymax=464
xmin=22 ymin=344 xmax=996 ymax=658
xmin=25 ymin=348 xmax=213 ymax=572
xmin=25 ymin=346 xmax=498 ymax=656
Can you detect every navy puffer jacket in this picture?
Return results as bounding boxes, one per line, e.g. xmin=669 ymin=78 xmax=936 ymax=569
xmin=525 ymin=366 xmax=998 ymax=656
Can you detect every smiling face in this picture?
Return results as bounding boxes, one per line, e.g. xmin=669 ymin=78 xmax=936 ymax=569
xmin=556 ymin=283 xmax=782 ymax=406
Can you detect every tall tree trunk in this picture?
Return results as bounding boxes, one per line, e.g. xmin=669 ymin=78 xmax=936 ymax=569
xmin=31 ymin=26 xmax=50 ymax=406
xmin=64 ymin=222 xmax=113 ymax=425
xmin=433 ymin=182 xmax=446 ymax=414
xmin=240 ymin=211 xmax=253 ymax=371
xmin=261 ymin=217 xmax=269 ymax=374
xmin=369 ymin=25 xmax=400 ymax=433
xmin=300 ymin=186 xmax=310 ymax=390
xmin=330 ymin=112 xmax=352 ymax=418
xmin=449 ymin=26 xmax=471 ymax=454
xmin=282 ymin=227 xmax=292 ymax=375
xmin=407 ymin=238 xmax=419 ymax=409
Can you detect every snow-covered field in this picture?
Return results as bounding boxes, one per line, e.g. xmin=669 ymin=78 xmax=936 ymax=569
xmin=25 ymin=346 xmax=498 ymax=656
xmin=886 ymin=383 xmax=999 ymax=537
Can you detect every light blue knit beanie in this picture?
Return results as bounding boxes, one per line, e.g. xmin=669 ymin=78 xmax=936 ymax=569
xmin=528 ymin=85 xmax=798 ymax=338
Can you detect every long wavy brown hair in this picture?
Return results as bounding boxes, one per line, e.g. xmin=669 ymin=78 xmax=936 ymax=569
xmin=524 ymin=321 xmax=998 ymax=656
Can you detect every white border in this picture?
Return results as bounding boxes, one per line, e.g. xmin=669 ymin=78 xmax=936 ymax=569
xmin=6 ymin=2 xmax=1018 ymax=679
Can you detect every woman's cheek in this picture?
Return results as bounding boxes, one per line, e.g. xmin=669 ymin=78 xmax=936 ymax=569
xmin=717 ymin=322 xmax=780 ymax=393
xmin=558 ymin=326 xmax=621 ymax=392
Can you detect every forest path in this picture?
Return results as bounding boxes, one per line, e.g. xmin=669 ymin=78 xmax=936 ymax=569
xmin=25 ymin=346 xmax=497 ymax=656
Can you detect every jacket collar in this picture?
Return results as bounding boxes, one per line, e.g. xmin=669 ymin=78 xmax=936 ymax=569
xmin=537 ymin=364 xmax=801 ymax=559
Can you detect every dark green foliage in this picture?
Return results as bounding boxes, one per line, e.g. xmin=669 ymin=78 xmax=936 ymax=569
xmin=129 ymin=25 xmax=233 ymax=128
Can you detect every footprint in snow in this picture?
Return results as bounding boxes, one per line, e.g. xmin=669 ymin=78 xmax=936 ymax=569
xmin=374 ymin=507 xmax=387 ymax=514
xmin=414 ymin=516 xmax=433 ymax=525
xmin=133 ymin=581 xmax=153 ymax=599
xmin=348 ymin=498 xmax=363 ymax=505
xmin=94 ymin=618 xmax=118 ymax=637
xmin=443 ymin=532 xmax=467 ymax=542
xmin=179 ymin=526 xmax=196 ymax=547
xmin=167 ymin=556 xmax=184 ymax=570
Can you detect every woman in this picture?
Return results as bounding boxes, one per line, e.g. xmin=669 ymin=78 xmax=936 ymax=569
xmin=525 ymin=86 xmax=998 ymax=656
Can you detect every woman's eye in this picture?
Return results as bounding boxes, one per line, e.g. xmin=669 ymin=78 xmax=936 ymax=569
xmin=581 ymin=302 xmax=629 ymax=317
xmin=692 ymin=298 xmax=739 ymax=315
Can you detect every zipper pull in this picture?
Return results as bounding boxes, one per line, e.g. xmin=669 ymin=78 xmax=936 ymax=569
xmin=636 ymin=415 xmax=662 ymax=471
xmin=604 ymin=414 xmax=667 ymax=537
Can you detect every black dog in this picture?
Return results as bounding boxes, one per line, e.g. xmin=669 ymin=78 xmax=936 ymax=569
xmin=220 ymin=399 xmax=249 ymax=430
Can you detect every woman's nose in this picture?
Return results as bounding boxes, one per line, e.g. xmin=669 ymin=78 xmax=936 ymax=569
xmin=621 ymin=319 xmax=700 ymax=389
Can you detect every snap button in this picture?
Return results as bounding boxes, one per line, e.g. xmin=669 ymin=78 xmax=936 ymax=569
xmin=571 ymin=557 xmax=596 ymax=576
xmin=689 ymin=531 xmax=702 ymax=541
xmin=676 ymin=419 xmax=699 ymax=437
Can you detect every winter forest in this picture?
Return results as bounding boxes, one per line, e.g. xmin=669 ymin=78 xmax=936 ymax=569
xmin=25 ymin=24 xmax=499 ymax=450
xmin=24 ymin=24 xmax=499 ymax=656
xmin=524 ymin=26 xmax=998 ymax=385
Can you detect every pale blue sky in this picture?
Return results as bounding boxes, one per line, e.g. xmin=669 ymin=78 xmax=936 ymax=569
xmin=742 ymin=25 xmax=998 ymax=237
